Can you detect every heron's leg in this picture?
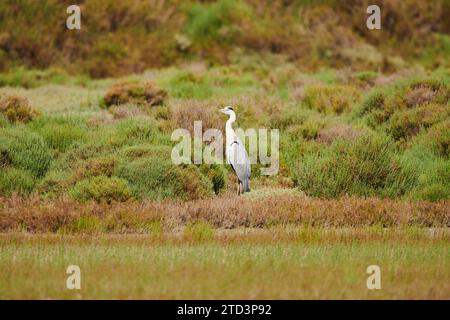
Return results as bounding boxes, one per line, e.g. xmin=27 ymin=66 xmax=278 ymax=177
xmin=237 ymin=181 xmax=241 ymax=196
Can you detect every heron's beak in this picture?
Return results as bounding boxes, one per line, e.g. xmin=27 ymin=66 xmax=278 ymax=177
xmin=219 ymin=108 xmax=227 ymax=114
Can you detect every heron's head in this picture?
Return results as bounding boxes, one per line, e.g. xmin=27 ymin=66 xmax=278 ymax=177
xmin=219 ymin=106 xmax=235 ymax=116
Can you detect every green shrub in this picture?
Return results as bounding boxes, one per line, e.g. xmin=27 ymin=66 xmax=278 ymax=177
xmin=303 ymin=84 xmax=360 ymax=114
xmin=120 ymin=144 xmax=172 ymax=160
xmin=71 ymin=156 xmax=118 ymax=182
xmin=421 ymin=120 xmax=450 ymax=158
xmin=294 ymin=133 xmax=416 ymax=198
xmin=109 ymin=118 xmax=169 ymax=147
xmin=287 ymin=118 xmax=326 ymax=140
xmin=33 ymin=122 xmax=87 ymax=152
xmin=0 ymin=168 xmax=36 ymax=196
xmin=37 ymin=169 xmax=71 ymax=198
xmin=60 ymin=215 xmax=106 ymax=234
xmin=183 ymin=0 xmax=250 ymax=43
xmin=356 ymin=71 xmax=378 ymax=83
xmin=385 ymin=104 xmax=448 ymax=141
xmin=413 ymin=184 xmax=449 ymax=201
xmin=358 ymin=76 xmax=449 ymax=126
xmin=54 ymin=138 xmax=116 ymax=170
xmin=0 ymin=126 xmax=52 ymax=177
xmin=70 ymin=176 xmax=131 ymax=203
xmin=116 ymin=158 xmax=212 ymax=200
xmin=199 ymin=164 xmax=227 ymax=194
xmin=358 ymin=90 xmax=385 ymax=116
xmin=399 ymin=148 xmax=450 ymax=201
xmin=270 ymin=106 xmax=311 ymax=130
xmin=0 ymin=67 xmax=74 ymax=88
xmin=0 ymin=113 xmax=9 ymax=127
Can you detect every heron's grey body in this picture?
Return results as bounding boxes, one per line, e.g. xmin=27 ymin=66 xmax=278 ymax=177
xmin=220 ymin=106 xmax=251 ymax=195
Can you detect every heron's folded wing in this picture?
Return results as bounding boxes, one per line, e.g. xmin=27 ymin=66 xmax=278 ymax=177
xmin=228 ymin=141 xmax=251 ymax=181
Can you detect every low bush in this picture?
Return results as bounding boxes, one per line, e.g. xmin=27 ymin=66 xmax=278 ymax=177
xmin=358 ymin=77 xmax=449 ymax=126
xmin=287 ymin=118 xmax=326 ymax=141
xmin=0 ymin=67 xmax=78 ymax=88
xmin=55 ymin=141 xmax=114 ymax=171
xmin=0 ymin=168 xmax=36 ymax=196
xmin=355 ymin=71 xmax=378 ymax=84
xmin=358 ymin=89 xmax=385 ymax=116
xmin=400 ymin=149 xmax=450 ymax=201
xmin=200 ymin=164 xmax=227 ymax=194
xmin=103 ymin=81 xmax=167 ymax=107
xmin=32 ymin=121 xmax=87 ymax=152
xmin=0 ymin=113 xmax=8 ymax=127
xmin=385 ymin=104 xmax=449 ymax=141
xmin=413 ymin=184 xmax=449 ymax=201
xmin=0 ymin=94 xmax=37 ymax=123
xmin=71 ymin=156 xmax=119 ymax=182
xmin=0 ymin=126 xmax=52 ymax=177
xmin=169 ymin=99 xmax=223 ymax=134
xmin=116 ymin=158 xmax=212 ymax=200
xmin=109 ymin=118 xmax=169 ymax=147
xmin=183 ymin=0 xmax=250 ymax=43
xmin=294 ymin=133 xmax=416 ymax=198
xmin=37 ymin=169 xmax=72 ymax=198
xmin=70 ymin=176 xmax=131 ymax=203
xmin=420 ymin=120 xmax=450 ymax=158
xmin=303 ymin=84 xmax=360 ymax=114
xmin=120 ymin=144 xmax=172 ymax=160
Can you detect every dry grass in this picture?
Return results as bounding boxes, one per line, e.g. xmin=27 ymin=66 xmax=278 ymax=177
xmin=168 ymin=99 xmax=224 ymax=134
xmin=0 ymin=195 xmax=448 ymax=233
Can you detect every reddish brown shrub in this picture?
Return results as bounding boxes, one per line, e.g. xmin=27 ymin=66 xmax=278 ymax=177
xmin=0 ymin=195 xmax=448 ymax=233
xmin=317 ymin=124 xmax=363 ymax=145
xmin=169 ymin=100 xmax=223 ymax=135
xmin=103 ymin=81 xmax=167 ymax=107
xmin=405 ymin=86 xmax=436 ymax=108
xmin=0 ymin=94 xmax=37 ymax=123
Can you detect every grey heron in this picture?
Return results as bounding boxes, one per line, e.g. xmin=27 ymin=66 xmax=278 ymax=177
xmin=220 ymin=106 xmax=251 ymax=195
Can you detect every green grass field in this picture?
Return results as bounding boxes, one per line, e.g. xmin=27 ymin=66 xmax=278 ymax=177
xmin=1 ymin=228 xmax=449 ymax=299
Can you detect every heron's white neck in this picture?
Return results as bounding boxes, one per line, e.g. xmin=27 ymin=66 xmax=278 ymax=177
xmin=225 ymin=113 xmax=236 ymax=145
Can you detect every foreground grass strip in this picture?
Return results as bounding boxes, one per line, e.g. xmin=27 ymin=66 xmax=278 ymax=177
xmin=0 ymin=230 xmax=448 ymax=299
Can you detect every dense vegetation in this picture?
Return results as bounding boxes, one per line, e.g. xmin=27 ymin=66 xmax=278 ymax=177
xmin=0 ymin=0 xmax=449 ymax=204
xmin=1 ymin=65 xmax=448 ymax=202
xmin=0 ymin=0 xmax=449 ymax=77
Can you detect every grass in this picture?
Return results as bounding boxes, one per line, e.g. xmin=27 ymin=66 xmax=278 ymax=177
xmin=1 ymin=196 xmax=448 ymax=233
xmin=0 ymin=229 xmax=448 ymax=299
